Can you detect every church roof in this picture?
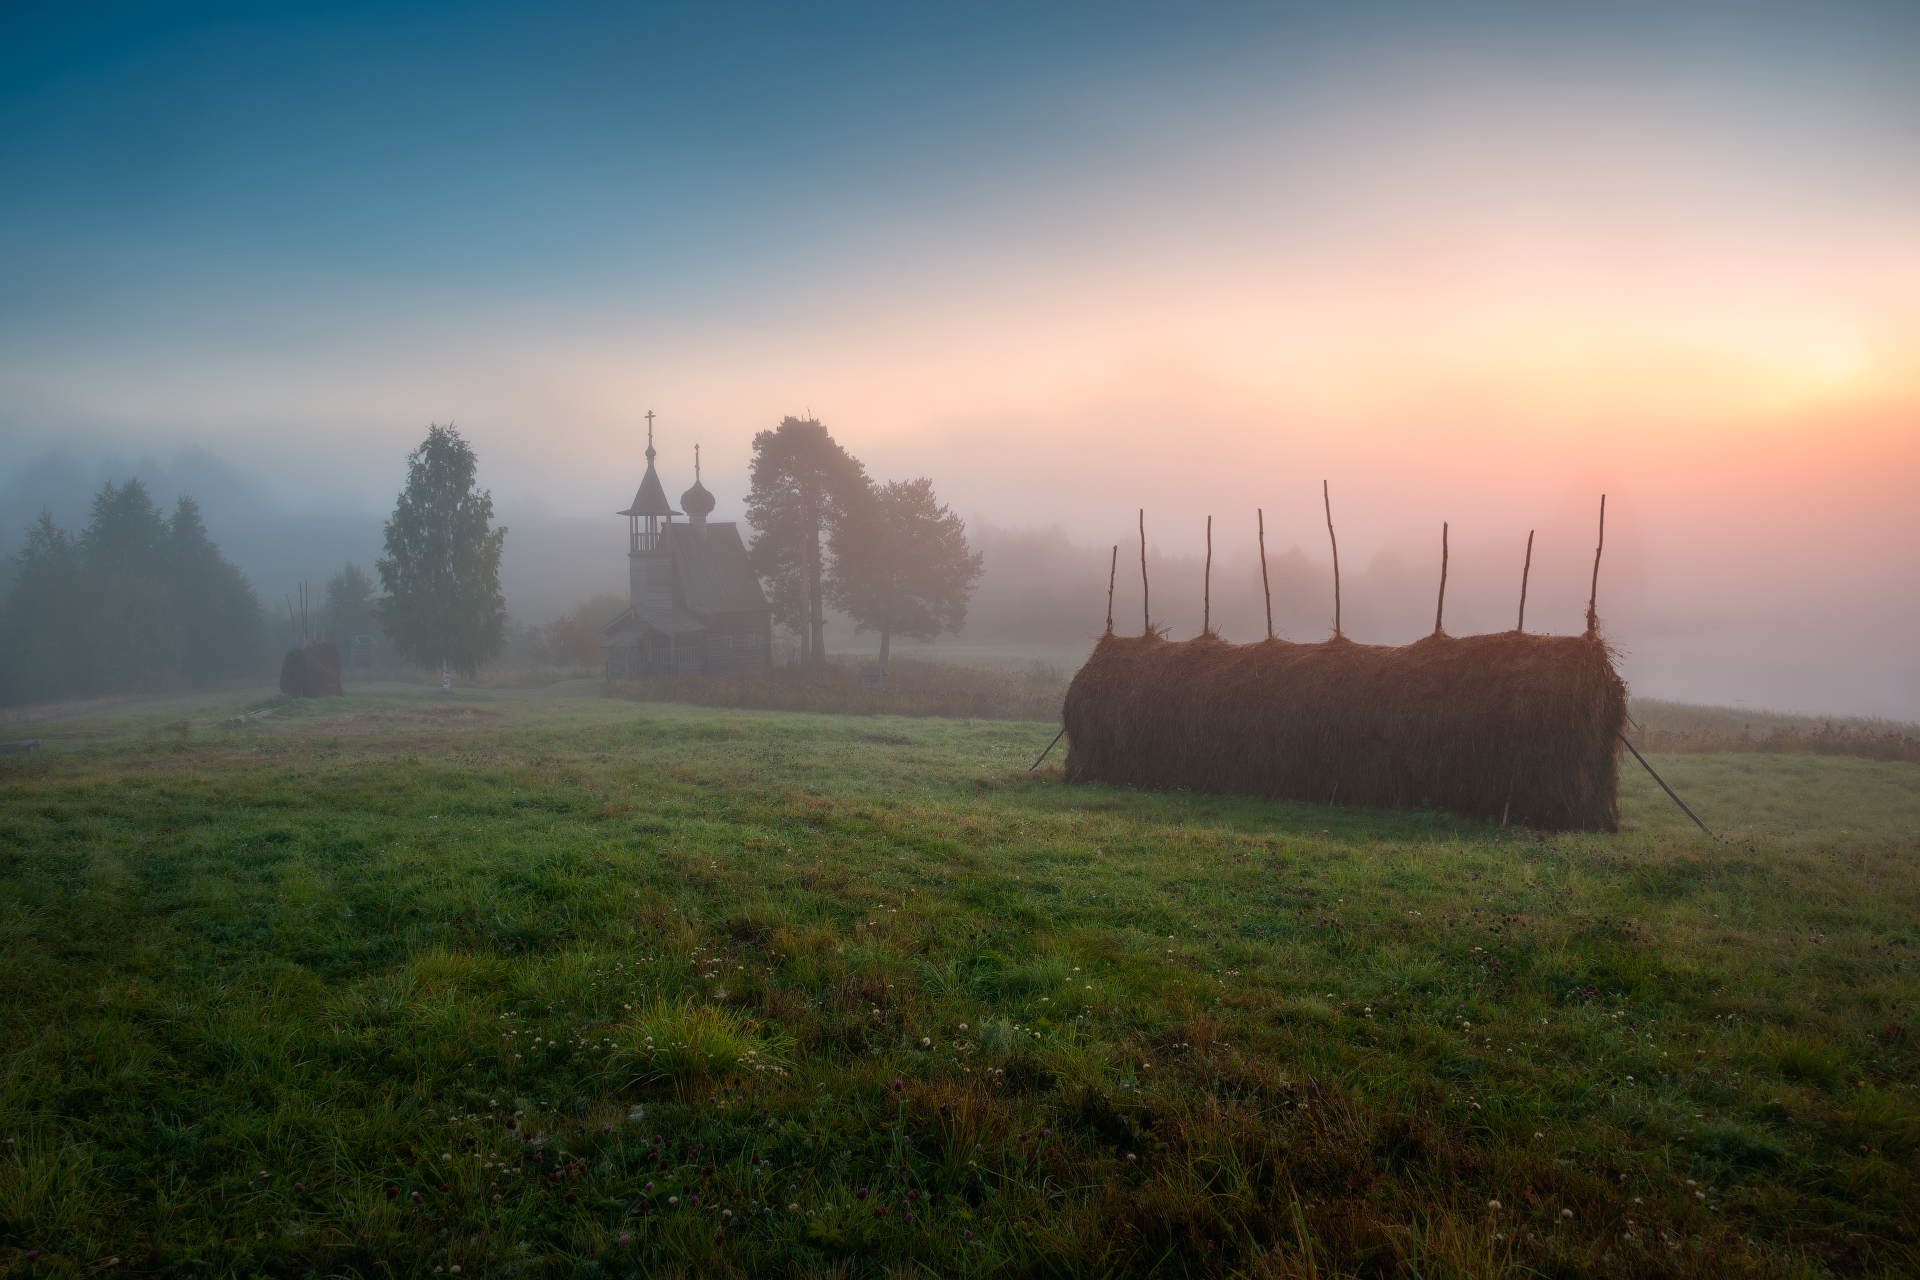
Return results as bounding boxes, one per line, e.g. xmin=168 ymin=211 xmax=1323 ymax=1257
xmin=680 ymin=478 xmax=715 ymax=517
xmin=618 ymin=455 xmax=679 ymax=518
xmin=680 ymin=443 xmax=716 ymax=517
xmin=666 ymin=522 xmax=768 ymax=615
xmin=597 ymin=602 xmax=708 ymax=639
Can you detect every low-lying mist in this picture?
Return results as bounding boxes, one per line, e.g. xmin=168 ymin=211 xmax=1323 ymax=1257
xmin=4 ymin=447 xmax=1914 ymax=720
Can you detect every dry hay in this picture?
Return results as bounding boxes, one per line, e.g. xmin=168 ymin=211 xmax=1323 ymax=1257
xmin=1061 ymin=629 xmax=1627 ymax=831
xmin=278 ymin=643 xmax=343 ymax=698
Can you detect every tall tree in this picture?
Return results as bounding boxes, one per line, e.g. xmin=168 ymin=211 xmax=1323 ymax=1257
xmin=0 ymin=481 xmax=265 ymax=705
xmin=373 ymin=424 xmax=508 ymax=688
xmin=744 ymin=416 xmax=869 ymax=663
xmin=324 ymin=561 xmax=380 ymax=676
xmin=828 ymin=478 xmax=984 ymax=666
xmin=82 ymin=479 xmax=185 ymax=693
xmin=324 ymin=562 xmax=379 ymax=641
xmin=169 ymin=495 xmax=267 ymax=687
xmin=0 ymin=512 xmax=87 ymax=705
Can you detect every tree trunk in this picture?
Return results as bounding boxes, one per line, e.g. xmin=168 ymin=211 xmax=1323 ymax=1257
xmin=804 ymin=490 xmax=826 ymax=663
xmin=441 ymin=654 xmax=451 ymax=692
xmin=878 ymin=622 xmax=891 ymax=669
xmin=797 ymin=580 xmax=812 ymax=664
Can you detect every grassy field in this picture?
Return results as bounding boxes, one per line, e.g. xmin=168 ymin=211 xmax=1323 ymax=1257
xmin=1 ymin=683 xmax=1917 ymax=1279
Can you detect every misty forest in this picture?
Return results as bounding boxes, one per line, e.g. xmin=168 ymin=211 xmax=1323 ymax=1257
xmin=5 ymin=4 xmax=1920 ymax=1280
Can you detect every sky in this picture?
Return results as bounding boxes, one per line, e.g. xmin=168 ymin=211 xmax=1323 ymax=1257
xmin=2 ymin=0 xmax=1917 ymax=715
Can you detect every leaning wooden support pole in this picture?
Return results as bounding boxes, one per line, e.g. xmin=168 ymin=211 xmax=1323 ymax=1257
xmin=1586 ymin=495 xmax=1606 ymax=633
xmin=1029 ymin=725 xmax=1068 ymax=772
xmin=1139 ymin=509 xmax=1151 ymax=634
xmin=1105 ymin=545 xmax=1117 ymax=634
xmin=1433 ymin=522 xmax=1449 ymax=634
xmin=1618 ymin=732 xmax=1714 ymax=836
xmin=1203 ymin=515 xmax=1213 ymax=634
xmin=1258 ymin=508 xmax=1273 ymax=639
xmin=1323 ymin=481 xmax=1342 ymax=637
xmin=1517 ymin=529 xmax=1534 ymax=632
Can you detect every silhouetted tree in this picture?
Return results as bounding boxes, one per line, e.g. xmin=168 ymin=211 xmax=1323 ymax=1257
xmin=0 ymin=481 xmax=264 ymax=705
xmin=529 ymin=591 xmax=629 ymax=670
xmin=828 ymin=478 xmax=983 ymax=666
xmin=324 ymin=562 xmax=378 ymax=641
xmin=0 ymin=512 xmax=87 ymax=705
xmin=323 ymin=561 xmax=380 ymax=676
xmin=169 ymin=496 xmax=266 ymax=687
xmin=744 ymin=416 xmax=869 ymax=663
xmin=373 ymin=424 xmax=508 ymax=687
xmin=83 ymin=479 xmax=183 ymax=692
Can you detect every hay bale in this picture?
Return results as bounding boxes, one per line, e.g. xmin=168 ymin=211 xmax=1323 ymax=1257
xmin=304 ymin=641 xmax=343 ymax=696
xmin=1060 ymin=630 xmax=1626 ymax=831
xmin=278 ymin=643 xmax=344 ymax=698
xmin=278 ymin=647 xmax=306 ymax=697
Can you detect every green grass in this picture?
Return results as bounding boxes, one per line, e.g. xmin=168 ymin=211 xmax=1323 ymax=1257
xmin=1 ymin=684 xmax=1917 ymax=1278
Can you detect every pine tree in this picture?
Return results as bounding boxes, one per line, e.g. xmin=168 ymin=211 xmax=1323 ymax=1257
xmin=169 ymin=495 xmax=267 ymax=687
xmin=324 ymin=563 xmax=379 ymax=643
xmin=81 ymin=479 xmax=185 ymax=693
xmin=0 ymin=481 xmax=264 ymax=704
xmin=372 ymin=424 xmax=508 ymax=686
xmin=744 ymin=416 xmax=869 ymax=663
xmin=827 ymin=478 xmax=983 ymax=667
xmin=0 ymin=512 xmax=87 ymax=705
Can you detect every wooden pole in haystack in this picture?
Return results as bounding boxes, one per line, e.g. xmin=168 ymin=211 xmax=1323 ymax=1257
xmin=1140 ymin=509 xmax=1150 ymax=634
xmin=1258 ymin=508 xmax=1273 ymax=639
xmin=1105 ymin=545 xmax=1117 ymax=634
xmin=1434 ymin=522 xmax=1449 ymax=634
xmin=1517 ymin=530 xmax=1534 ymax=632
xmin=1586 ymin=495 xmax=1607 ymax=633
xmin=1323 ymin=481 xmax=1342 ymax=637
xmin=1204 ymin=516 xmax=1213 ymax=634
xmin=1029 ymin=725 xmax=1068 ymax=772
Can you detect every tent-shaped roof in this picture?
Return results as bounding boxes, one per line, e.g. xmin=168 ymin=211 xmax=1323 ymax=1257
xmin=618 ymin=442 xmax=680 ymax=518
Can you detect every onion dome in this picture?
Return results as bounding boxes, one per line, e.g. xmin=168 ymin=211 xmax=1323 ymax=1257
xmin=679 ymin=444 xmax=716 ymax=519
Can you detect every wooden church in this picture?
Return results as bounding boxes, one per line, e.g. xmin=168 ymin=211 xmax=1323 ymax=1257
xmin=599 ymin=420 xmax=773 ymax=679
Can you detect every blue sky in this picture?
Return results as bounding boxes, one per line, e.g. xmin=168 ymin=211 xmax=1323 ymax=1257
xmin=9 ymin=1 xmax=1912 ymax=314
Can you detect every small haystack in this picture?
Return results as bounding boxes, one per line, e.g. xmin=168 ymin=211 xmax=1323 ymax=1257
xmin=279 ymin=642 xmax=343 ymax=698
xmin=1061 ymin=629 xmax=1626 ymax=831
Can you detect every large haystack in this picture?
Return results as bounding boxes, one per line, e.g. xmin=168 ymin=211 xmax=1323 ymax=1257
xmin=278 ymin=642 xmax=343 ymax=698
xmin=1061 ymin=630 xmax=1626 ymax=831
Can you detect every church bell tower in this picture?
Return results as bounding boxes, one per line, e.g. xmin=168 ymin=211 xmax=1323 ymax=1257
xmin=618 ymin=411 xmax=679 ymax=613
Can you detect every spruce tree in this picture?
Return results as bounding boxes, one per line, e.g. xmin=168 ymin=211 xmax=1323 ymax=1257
xmin=81 ymin=479 xmax=184 ymax=692
xmin=168 ymin=495 xmax=267 ymax=687
xmin=0 ymin=480 xmax=263 ymax=704
xmin=0 ymin=512 xmax=86 ymax=705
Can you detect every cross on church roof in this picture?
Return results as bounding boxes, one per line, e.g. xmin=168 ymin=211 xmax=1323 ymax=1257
xmin=619 ymin=409 xmax=678 ymax=517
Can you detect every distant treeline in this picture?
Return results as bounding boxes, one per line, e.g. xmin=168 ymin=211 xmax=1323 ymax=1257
xmin=0 ymin=480 xmax=268 ymax=707
xmin=1625 ymin=722 xmax=1920 ymax=765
